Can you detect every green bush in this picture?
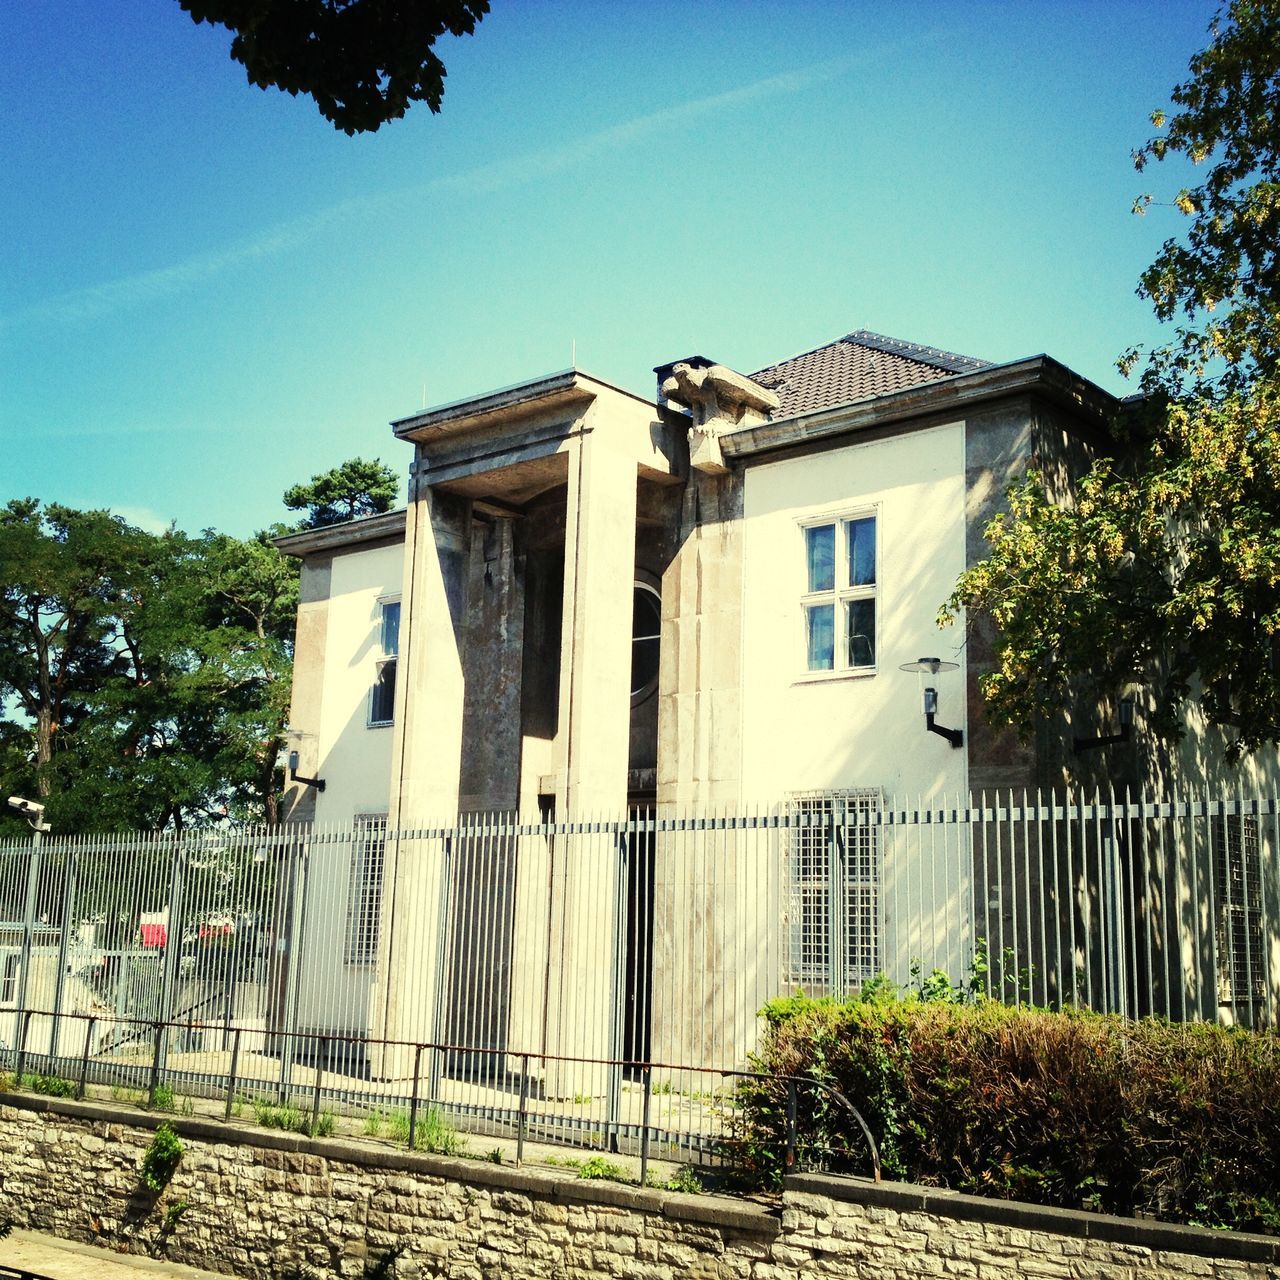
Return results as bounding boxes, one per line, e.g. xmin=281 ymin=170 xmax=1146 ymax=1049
xmin=736 ymin=994 xmax=1280 ymax=1232
xmin=140 ymin=1123 xmax=184 ymax=1193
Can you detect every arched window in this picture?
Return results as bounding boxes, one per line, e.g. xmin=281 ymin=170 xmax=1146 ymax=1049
xmin=631 ymin=582 xmax=661 ymax=702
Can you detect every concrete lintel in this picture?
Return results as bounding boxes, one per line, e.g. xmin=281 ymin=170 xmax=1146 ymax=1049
xmin=417 ymin=421 xmax=579 ymax=490
xmin=392 ymin=368 xmax=659 ymax=444
xmin=722 ymin=356 xmax=1120 ymax=462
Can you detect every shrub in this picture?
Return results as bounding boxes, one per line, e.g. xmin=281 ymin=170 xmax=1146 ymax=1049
xmin=735 ymin=994 xmax=1280 ymax=1232
xmin=140 ymin=1124 xmax=184 ymax=1193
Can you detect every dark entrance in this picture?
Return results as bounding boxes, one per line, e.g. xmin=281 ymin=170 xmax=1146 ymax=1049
xmin=623 ymin=794 xmax=655 ymax=1072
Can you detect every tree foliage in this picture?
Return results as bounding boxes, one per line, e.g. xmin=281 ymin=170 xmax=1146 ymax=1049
xmin=178 ymin=0 xmax=490 ymax=134
xmin=0 ymin=501 xmax=297 ymax=834
xmin=948 ymin=0 xmax=1280 ymax=757
xmin=283 ymin=457 xmax=399 ymax=528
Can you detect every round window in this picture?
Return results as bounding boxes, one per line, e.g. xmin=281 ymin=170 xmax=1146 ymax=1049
xmin=631 ymin=583 xmax=661 ymax=701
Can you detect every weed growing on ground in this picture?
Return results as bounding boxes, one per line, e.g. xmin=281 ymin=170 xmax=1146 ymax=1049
xmin=575 ymin=1156 xmax=630 ymax=1182
xmin=18 ymin=1072 xmax=75 ymax=1098
xmin=251 ymin=1098 xmax=335 ymax=1138
xmin=386 ymin=1107 xmax=463 ymax=1155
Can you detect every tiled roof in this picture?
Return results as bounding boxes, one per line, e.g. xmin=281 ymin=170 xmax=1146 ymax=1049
xmin=750 ymin=330 xmax=991 ymax=419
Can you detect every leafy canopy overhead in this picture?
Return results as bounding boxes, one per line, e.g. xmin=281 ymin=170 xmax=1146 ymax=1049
xmin=947 ymin=0 xmax=1280 ymax=758
xmin=178 ymin=0 xmax=490 ymax=134
xmin=283 ymin=457 xmax=399 ymax=528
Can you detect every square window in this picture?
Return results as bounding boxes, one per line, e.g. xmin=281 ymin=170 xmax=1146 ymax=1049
xmin=800 ymin=513 xmax=877 ymax=674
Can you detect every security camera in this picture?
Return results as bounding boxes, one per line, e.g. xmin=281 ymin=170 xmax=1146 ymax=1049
xmin=7 ymin=796 xmax=51 ymax=832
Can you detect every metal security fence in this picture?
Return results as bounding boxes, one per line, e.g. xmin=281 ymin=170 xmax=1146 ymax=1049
xmin=1 ymin=791 xmax=1277 ymax=1155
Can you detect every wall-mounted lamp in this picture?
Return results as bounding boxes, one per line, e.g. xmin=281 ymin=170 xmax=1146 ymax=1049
xmin=287 ymin=750 xmax=326 ymax=792
xmin=1072 ymin=697 xmax=1134 ymax=754
xmin=898 ymin=658 xmax=964 ymax=749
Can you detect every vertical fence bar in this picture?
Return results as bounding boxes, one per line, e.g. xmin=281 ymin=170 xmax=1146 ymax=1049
xmin=605 ymin=826 xmax=627 ymax=1151
xmin=785 ymin=1078 xmax=797 ymax=1172
xmin=77 ymin=1017 xmax=95 ymax=1099
xmin=49 ymin=847 xmax=77 ymax=1056
xmin=1203 ymin=789 xmax=1219 ymax=1023
xmin=225 ymin=1027 xmax=242 ymax=1121
xmin=14 ymin=1009 xmax=33 ymax=1083
xmin=639 ymin=1065 xmax=653 ymax=1189
xmin=428 ymin=835 xmax=453 ymax=1104
xmin=310 ymin=1036 xmax=327 ymax=1135
xmin=408 ymin=1043 xmax=423 ymax=1152
xmin=516 ymin=1052 xmax=530 ymax=1167
xmin=155 ymin=843 xmax=184 ymax=1075
xmin=147 ymin=1021 xmax=164 ymax=1106
xmin=1240 ymin=788 xmax=1257 ymax=1029
xmin=12 ymin=830 xmax=43 ymax=1053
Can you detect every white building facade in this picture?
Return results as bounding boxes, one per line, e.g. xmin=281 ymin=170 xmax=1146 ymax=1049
xmin=273 ymin=330 xmax=1280 ymax=1070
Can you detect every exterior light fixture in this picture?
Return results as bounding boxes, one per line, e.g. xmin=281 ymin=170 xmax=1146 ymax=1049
xmin=1072 ymin=697 xmax=1134 ymax=755
xmin=287 ymin=750 xmax=326 ymax=792
xmin=898 ymin=658 xmax=964 ymax=749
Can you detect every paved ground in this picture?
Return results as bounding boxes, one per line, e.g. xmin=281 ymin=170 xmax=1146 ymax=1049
xmin=1 ymin=1230 xmax=230 ymax=1280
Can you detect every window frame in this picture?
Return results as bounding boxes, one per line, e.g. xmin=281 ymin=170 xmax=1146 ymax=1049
xmin=0 ymin=951 xmax=19 ymax=1004
xmin=783 ymin=789 xmax=882 ymax=994
xmin=630 ymin=580 xmax=662 ymax=706
xmin=367 ymin=596 xmax=401 ymax=728
xmin=344 ymin=814 xmax=387 ymax=966
xmin=797 ymin=507 xmax=880 ymax=680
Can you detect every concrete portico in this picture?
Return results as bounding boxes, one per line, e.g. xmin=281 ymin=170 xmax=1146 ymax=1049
xmin=374 ymin=371 xmax=684 ymax=1074
xmin=389 ymin=369 xmax=683 ymax=822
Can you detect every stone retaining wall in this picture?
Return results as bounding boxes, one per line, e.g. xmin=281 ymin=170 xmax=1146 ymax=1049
xmin=1 ymin=1093 xmax=1277 ymax=1279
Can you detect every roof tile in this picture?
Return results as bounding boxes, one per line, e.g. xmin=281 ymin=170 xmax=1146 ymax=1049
xmin=751 ymin=329 xmax=991 ymax=419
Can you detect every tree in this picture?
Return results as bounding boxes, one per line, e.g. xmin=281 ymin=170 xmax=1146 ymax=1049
xmin=0 ymin=503 xmax=298 ymax=834
xmin=0 ymin=500 xmax=142 ymax=804
xmin=178 ymin=0 xmax=490 ymax=134
xmin=283 ymin=457 xmax=399 ymax=528
xmin=946 ymin=0 xmax=1280 ymax=757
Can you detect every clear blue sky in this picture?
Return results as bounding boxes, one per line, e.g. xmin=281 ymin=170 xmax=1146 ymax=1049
xmin=1 ymin=1 xmax=1214 ymax=537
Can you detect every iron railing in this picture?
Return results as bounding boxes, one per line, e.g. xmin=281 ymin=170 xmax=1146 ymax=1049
xmin=0 ymin=790 xmax=1276 ymax=1156
xmin=1 ymin=1005 xmax=879 ymax=1182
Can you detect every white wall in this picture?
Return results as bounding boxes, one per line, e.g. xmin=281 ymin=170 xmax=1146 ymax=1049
xmin=295 ymin=539 xmax=402 ymax=1036
xmin=741 ymin=421 xmax=969 ymax=804
xmin=312 ymin=541 xmax=404 ymax=825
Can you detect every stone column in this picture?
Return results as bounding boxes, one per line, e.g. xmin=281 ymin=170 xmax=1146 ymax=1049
xmin=371 ymin=483 xmax=471 ymax=1075
xmin=544 ymin=427 xmax=637 ymax=1093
